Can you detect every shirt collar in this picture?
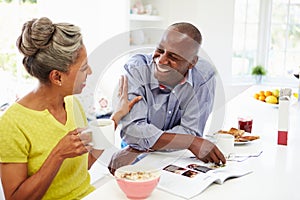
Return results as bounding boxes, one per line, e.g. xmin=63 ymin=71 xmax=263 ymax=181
xmin=186 ymin=69 xmax=193 ymax=86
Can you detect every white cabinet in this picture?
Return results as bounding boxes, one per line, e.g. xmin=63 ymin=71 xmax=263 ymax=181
xmin=128 ymin=0 xmax=169 ymax=48
xmin=129 ymin=14 xmax=162 ymax=21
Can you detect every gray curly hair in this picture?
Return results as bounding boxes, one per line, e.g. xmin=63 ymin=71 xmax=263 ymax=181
xmin=16 ymin=17 xmax=83 ymax=83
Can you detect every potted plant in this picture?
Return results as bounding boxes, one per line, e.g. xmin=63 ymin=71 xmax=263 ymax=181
xmin=251 ymin=65 xmax=266 ymax=84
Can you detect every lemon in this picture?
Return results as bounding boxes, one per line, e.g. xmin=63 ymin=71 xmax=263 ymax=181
xmin=272 ymin=89 xmax=280 ymax=97
xmin=294 ymin=93 xmax=298 ymax=98
xmin=265 ymin=95 xmax=278 ymax=104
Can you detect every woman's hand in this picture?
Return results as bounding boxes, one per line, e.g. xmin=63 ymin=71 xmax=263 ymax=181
xmin=0 ymin=128 xmax=93 ymax=200
xmin=111 ymin=75 xmax=142 ymax=127
xmin=54 ymin=128 xmax=93 ymax=160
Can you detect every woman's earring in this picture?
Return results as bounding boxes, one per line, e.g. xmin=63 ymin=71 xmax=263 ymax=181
xmin=59 ymin=82 xmax=62 ymax=86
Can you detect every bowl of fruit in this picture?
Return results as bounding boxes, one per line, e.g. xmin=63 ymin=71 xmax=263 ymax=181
xmin=253 ymin=89 xmax=279 ymax=107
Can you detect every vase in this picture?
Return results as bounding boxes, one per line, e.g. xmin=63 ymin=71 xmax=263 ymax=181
xmin=254 ymin=75 xmax=263 ymax=84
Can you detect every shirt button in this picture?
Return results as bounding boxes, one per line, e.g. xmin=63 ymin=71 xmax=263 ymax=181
xmin=168 ymin=111 xmax=172 ymax=114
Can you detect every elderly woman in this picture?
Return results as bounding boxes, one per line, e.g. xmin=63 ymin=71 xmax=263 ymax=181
xmin=0 ymin=17 xmax=140 ymax=200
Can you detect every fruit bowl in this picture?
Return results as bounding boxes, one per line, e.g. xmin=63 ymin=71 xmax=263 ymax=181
xmin=253 ymin=89 xmax=279 ymax=107
xmin=254 ymin=99 xmax=279 ymax=108
xmin=115 ymin=165 xmax=161 ymax=199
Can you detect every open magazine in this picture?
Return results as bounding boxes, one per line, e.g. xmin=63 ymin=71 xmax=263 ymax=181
xmin=157 ymin=155 xmax=252 ymax=199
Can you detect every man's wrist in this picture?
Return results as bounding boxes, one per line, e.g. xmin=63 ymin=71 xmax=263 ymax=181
xmin=188 ymin=135 xmax=197 ymax=151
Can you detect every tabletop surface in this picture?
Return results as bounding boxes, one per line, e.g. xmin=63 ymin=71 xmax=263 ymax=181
xmin=84 ymin=85 xmax=300 ymax=200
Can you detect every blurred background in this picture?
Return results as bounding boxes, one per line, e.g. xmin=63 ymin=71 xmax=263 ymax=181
xmin=0 ymin=0 xmax=299 ymax=113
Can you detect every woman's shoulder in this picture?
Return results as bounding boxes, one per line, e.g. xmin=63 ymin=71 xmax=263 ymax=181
xmin=0 ymin=102 xmax=24 ymax=127
xmin=0 ymin=96 xmax=49 ymax=125
xmin=15 ymin=91 xmax=41 ymax=110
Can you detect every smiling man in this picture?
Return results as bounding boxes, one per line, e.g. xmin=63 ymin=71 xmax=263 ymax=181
xmin=113 ymin=22 xmax=225 ymax=169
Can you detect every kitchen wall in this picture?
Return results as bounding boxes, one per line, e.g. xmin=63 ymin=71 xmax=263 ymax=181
xmin=166 ymin=0 xmax=236 ymax=95
xmin=39 ymin=0 xmax=234 ymax=77
xmin=37 ymin=0 xmax=128 ymax=54
xmin=38 ymin=0 xmax=239 ymax=102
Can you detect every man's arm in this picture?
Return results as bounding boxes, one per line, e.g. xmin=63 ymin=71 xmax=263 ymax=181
xmin=108 ymin=132 xmax=225 ymax=175
xmin=121 ymin=54 xmax=166 ymax=151
xmin=151 ymin=132 xmax=225 ymax=164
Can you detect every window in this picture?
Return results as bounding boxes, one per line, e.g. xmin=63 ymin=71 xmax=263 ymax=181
xmin=232 ymin=0 xmax=300 ymax=82
xmin=268 ymin=0 xmax=300 ymax=77
xmin=0 ymin=0 xmax=37 ymax=78
xmin=0 ymin=0 xmax=38 ymax=104
xmin=232 ymin=0 xmax=260 ymax=76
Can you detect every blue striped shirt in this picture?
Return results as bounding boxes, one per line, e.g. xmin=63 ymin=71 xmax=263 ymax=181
xmin=120 ymin=53 xmax=216 ymax=151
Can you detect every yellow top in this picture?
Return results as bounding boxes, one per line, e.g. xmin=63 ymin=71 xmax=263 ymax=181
xmin=0 ymin=95 xmax=95 ymax=199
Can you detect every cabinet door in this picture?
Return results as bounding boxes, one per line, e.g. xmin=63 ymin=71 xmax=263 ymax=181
xmin=129 ymin=0 xmax=167 ymax=47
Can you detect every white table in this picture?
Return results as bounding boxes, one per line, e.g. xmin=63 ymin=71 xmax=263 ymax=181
xmin=84 ymin=85 xmax=300 ymax=200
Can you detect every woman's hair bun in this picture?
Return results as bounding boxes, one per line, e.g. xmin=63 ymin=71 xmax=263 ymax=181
xmin=17 ymin=17 xmax=55 ymax=56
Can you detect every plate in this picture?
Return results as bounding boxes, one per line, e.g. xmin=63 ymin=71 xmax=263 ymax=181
xmin=234 ymin=140 xmax=251 ymax=145
xmin=234 ymin=132 xmax=260 ymax=145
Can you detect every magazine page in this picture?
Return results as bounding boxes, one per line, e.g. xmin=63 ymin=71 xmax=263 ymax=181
xmin=157 ymin=156 xmax=252 ymax=199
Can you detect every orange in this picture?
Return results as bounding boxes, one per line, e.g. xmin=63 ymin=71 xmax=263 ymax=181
xmin=254 ymin=93 xmax=260 ymax=100
xmin=259 ymin=91 xmax=265 ymax=96
xmin=264 ymin=91 xmax=272 ymax=97
xmin=259 ymin=95 xmax=266 ymax=101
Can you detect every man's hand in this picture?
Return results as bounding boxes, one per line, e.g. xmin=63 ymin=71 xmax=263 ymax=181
xmin=189 ymin=137 xmax=226 ymax=164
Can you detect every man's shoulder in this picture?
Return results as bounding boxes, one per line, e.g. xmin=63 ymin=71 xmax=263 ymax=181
xmin=125 ymin=53 xmax=153 ymax=70
xmin=124 ymin=54 xmax=154 ymax=83
xmin=191 ymin=58 xmax=216 ymax=84
xmin=194 ymin=58 xmax=216 ymax=74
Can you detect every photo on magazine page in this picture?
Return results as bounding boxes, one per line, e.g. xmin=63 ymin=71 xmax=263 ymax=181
xmin=163 ymin=163 xmax=225 ymax=178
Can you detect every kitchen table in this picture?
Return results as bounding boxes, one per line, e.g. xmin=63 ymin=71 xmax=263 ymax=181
xmin=84 ymin=85 xmax=300 ymax=200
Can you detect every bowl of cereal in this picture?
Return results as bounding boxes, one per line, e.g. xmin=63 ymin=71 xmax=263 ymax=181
xmin=114 ymin=165 xmax=161 ymax=199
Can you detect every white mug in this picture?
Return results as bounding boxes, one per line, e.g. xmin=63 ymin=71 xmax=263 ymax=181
xmin=215 ymin=134 xmax=234 ymax=158
xmin=83 ymin=119 xmax=115 ymax=150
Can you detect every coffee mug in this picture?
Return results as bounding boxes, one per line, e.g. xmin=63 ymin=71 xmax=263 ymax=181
xmin=215 ymin=134 xmax=234 ymax=158
xmin=82 ymin=119 xmax=115 ymax=149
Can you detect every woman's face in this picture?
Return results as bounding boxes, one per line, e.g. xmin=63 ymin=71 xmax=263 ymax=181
xmin=62 ymin=46 xmax=92 ymax=94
